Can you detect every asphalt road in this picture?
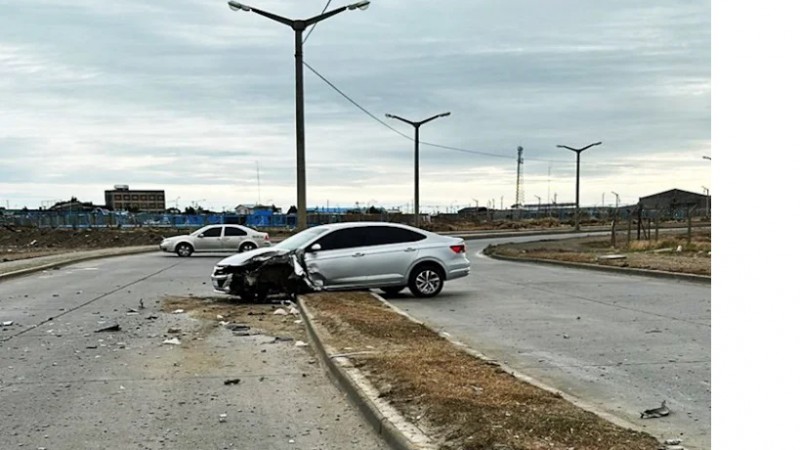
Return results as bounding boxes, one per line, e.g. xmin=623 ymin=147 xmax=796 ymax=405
xmin=387 ymin=232 xmax=711 ymax=450
xmin=0 ymin=253 xmax=388 ymax=450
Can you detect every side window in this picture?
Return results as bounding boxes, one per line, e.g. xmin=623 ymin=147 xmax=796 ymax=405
xmin=363 ymin=226 xmax=426 ymax=246
xmin=203 ymin=227 xmax=222 ymax=237
xmin=225 ymin=227 xmax=247 ymax=237
xmin=314 ymin=229 xmax=365 ymax=251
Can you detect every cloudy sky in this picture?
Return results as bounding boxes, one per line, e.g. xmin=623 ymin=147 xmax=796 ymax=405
xmin=1 ymin=0 xmax=710 ymax=212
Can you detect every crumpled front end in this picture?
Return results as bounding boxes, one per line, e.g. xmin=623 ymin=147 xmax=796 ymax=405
xmin=212 ymin=252 xmax=318 ymax=301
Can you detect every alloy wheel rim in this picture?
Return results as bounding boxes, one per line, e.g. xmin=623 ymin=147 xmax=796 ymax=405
xmin=415 ymin=270 xmax=440 ymax=294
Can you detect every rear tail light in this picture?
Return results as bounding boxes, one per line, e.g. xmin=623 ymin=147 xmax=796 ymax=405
xmin=450 ymin=244 xmax=466 ymax=254
xmin=264 ymin=233 xmax=270 ymax=241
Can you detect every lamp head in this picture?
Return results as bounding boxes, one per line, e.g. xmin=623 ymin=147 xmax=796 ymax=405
xmin=228 ymin=1 xmax=251 ymax=12
xmin=348 ymin=1 xmax=370 ymax=11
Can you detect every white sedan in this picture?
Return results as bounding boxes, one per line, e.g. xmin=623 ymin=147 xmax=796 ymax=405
xmin=159 ymin=224 xmax=270 ymax=257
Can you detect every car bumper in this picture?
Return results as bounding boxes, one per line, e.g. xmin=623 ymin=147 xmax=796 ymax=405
xmin=211 ymin=266 xmax=233 ymax=294
xmin=446 ymin=264 xmax=470 ymax=280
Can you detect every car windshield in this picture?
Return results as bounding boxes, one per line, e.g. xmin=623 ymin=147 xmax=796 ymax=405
xmin=272 ymin=226 xmax=328 ymax=251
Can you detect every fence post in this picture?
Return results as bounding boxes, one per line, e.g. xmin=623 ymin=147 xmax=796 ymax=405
xmin=611 ymin=214 xmax=617 ymax=248
xmin=655 ymin=214 xmax=660 ymax=242
xmin=626 ymin=210 xmax=632 ymax=248
xmin=687 ymin=207 xmax=693 ymax=245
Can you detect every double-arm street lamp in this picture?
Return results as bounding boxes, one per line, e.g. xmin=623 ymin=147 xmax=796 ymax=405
xmin=557 ymin=141 xmax=602 ymax=231
xmin=227 ymin=0 xmax=370 ymax=230
xmin=385 ymin=112 xmax=451 ymax=226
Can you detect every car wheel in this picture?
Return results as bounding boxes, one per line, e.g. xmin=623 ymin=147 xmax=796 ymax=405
xmin=380 ymin=286 xmax=404 ymax=297
xmin=240 ymin=242 xmax=256 ymax=253
xmin=176 ymin=243 xmax=193 ymax=257
xmin=408 ymin=265 xmax=444 ymax=298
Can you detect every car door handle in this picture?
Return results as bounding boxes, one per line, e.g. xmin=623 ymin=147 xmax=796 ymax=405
xmin=404 ymin=247 xmax=416 ymax=252
xmin=352 ymin=252 xmax=365 ymax=257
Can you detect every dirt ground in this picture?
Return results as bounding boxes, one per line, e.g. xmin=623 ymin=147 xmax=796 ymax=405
xmin=0 ymin=225 xmax=291 ymax=262
xmin=485 ymin=228 xmax=711 ymax=276
xmin=305 ymin=292 xmax=661 ymax=450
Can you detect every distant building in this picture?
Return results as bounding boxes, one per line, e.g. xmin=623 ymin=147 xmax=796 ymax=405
xmin=104 ymin=185 xmax=165 ymax=212
xmin=49 ymin=197 xmax=96 ymax=212
xmin=235 ymin=204 xmax=281 ymax=215
xmin=638 ymin=188 xmax=710 ymax=216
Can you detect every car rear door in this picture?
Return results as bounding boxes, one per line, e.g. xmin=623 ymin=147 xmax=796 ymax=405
xmin=221 ymin=226 xmax=247 ymax=251
xmin=356 ymin=226 xmax=425 ymax=286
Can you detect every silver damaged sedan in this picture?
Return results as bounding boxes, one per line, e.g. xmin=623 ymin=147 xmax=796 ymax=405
xmin=211 ymin=222 xmax=470 ymax=300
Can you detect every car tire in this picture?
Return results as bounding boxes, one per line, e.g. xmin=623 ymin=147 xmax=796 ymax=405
xmin=380 ymin=286 xmax=405 ymax=297
xmin=240 ymin=242 xmax=256 ymax=253
xmin=408 ymin=264 xmax=444 ymax=298
xmin=176 ymin=243 xmax=193 ymax=257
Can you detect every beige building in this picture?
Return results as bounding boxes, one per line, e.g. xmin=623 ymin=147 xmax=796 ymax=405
xmin=104 ymin=185 xmax=165 ymax=212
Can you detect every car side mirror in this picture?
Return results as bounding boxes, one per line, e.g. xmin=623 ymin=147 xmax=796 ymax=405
xmin=309 ymin=243 xmax=321 ymax=252
xmin=197 ymin=234 xmax=204 ymax=238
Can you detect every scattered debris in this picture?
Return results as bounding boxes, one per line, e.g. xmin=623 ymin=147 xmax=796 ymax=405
xmin=273 ymin=308 xmax=288 ymax=316
xmin=223 ymin=378 xmax=241 ymax=385
xmin=293 ymin=319 xmax=303 ymax=324
xmin=86 ymin=345 xmax=98 ymax=349
xmin=139 ymin=299 xmax=145 ymax=309
xmin=162 ymin=337 xmax=181 ymax=345
xmin=216 ymin=314 xmax=224 ymax=320
xmin=145 ymin=315 xmax=158 ymax=320
xmin=1 ymin=321 xmax=14 ymax=327
xmin=641 ymin=400 xmax=671 ymax=419
xmin=646 ymin=329 xmax=663 ymax=334
xmin=597 ymin=254 xmax=627 ymax=261
xmin=676 ymin=245 xmax=683 ymax=253
xmin=665 ymin=438 xmax=683 ymax=445
xmin=172 ymin=309 xmax=185 ymax=314
xmin=218 ymin=413 xmax=228 ymax=423
xmin=94 ymin=323 xmax=121 ymax=333
xmin=562 ymin=334 xmax=570 ymax=339
xmin=288 ymin=306 xmax=299 ymax=315
xmin=294 ymin=340 xmax=309 ymax=347
xmin=274 ymin=336 xmax=294 ymax=343
xmin=167 ymin=327 xmax=181 ymax=334
xmin=127 ymin=307 xmax=138 ymax=314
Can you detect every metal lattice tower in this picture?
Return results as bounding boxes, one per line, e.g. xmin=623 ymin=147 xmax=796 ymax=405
xmin=515 ymin=146 xmax=524 ymax=207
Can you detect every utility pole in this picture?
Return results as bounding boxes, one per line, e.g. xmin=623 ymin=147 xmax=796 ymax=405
xmin=227 ymin=0 xmax=371 ymax=230
xmin=385 ymin=112 xmax=451 ymax=226
xmin=515 ymin=146 xmax=524 ymax=207
xmin=557 ymin=141 xmax=602 ymax=231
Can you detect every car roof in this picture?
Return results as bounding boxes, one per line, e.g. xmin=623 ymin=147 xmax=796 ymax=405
xmin=315 ymin=221 xmax=427 ymax=232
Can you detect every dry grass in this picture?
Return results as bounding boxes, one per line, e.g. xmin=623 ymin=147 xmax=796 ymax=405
xmin=305 ymin=292 xmax=660 ymax=450
xmin=487 ymin=230 xmax=711 ymax=276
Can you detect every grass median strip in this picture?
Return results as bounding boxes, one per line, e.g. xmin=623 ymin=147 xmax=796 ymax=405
xmin=304 ymin=292 xmax=660 ymax=450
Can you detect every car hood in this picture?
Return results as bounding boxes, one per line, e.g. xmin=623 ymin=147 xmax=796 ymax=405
xmin=216 ymin=247 xmax=290 ymax=266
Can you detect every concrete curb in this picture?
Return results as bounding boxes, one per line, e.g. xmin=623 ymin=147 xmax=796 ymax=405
xmin=484 ymin=251 xmax=711 ymax=284
xmin=0 ymin=247 xmax=158 ymax=282
xmin=298 ymin=297 xmax=436 ymax=450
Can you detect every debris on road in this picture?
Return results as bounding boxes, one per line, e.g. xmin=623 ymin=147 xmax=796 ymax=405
xmin=1 ymin=321 xmax=14 ymax=327
xmin=641 ymin=400 xmax=671 ymax=419
xmin=145 ymin=314 xmax=158 ymax=320
xmin=162 ymin=337 xmax=181 ymax=345
xmin=172 ymin=309 xmax=185 ymax=314
xmin=273 ymin=308 xmax=288 ymax=316
xmin=218 ymin=413 xmax=228 ymax=423
xmin=294 ymin=340 xmax=309 ymax=348
xmin=223 ymin=378 xmax=241 ymax=385
xmin=664 ymin=438 xmax=683 ymax=445
xmin=167 ymin=327 xmax=181 ymax=334
xmin=288 ymin=306 xmax=299 ymax=315
xmin=94 ymin=323 xmax=121 ymax=333
xmin=139 ymin=299 xmax=145 ymax=309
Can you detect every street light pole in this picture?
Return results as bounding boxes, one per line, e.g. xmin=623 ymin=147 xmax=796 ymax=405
xmin=385 ymin=112 xmax=451 ymax=226
xmin=557 ymin=141 xmax=602 ymax=231
xmin=227 ymin=1 xmax=370 ymax=230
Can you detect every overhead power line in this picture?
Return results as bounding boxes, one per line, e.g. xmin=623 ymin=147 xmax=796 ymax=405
xmin=303 ymin=0 xmax=333 ymax=44
xmin=302 ymin=60 xmax=517 ymax=160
